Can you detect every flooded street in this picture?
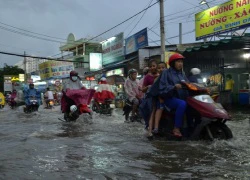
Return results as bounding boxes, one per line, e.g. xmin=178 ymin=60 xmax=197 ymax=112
xmin=0 ymin=106 xmax=249 ymax=179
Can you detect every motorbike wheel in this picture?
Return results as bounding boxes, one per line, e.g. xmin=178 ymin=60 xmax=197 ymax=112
xmin=108 ymin=108 xmax=112 ymax=116
xmin=201 ymin=122 xmax=233 ymax=140
xmin=92 ymin=104 xmax=98 ymax=112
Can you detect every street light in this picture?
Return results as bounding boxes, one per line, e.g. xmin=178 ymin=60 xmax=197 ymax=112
xmin=199 ymin=0 xmax=210 ymax=8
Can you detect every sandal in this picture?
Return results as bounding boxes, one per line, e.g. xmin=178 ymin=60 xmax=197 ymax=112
xmin=152 ymin=128 xmax=159 ymax=134
xmin=173 ymin=129 xmax=182 ymax=137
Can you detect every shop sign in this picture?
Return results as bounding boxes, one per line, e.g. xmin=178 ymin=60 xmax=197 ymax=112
xmin=19 ymin=74 xmax=25 ymax=82
xmin=90 ymin=53 xmax=102 ymax=71
xmin=39 ymin=60 xmax=74 ymax=80
xmin=4 ymin=82 xmax=12 ymax=92
xmin=11 ymin=77 xmax=19 ymax=81
xmin=31 ymin=75 xmax=41 ymax=82
xmin=106 ymin=68 xmax=124 ymax=76
xmin=102 ymin=32 xmax=124 ymax=66
xmin=165 ymin=51 xmax=177 ymax=68
xmin=195 ymin=0 xmax=250 ymax=40
xmin=4 ymin=75 xmax=19 ymax=82
xmin=125 ymin=28 xmax=148 ymax=55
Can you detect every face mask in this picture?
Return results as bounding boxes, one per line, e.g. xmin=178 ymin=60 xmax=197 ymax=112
xmin=72 ymin=76 xmax=78 ymax=81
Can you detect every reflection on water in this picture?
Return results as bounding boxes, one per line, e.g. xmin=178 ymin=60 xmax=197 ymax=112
xmin=0 ymin=107 xmax=249 ymax=179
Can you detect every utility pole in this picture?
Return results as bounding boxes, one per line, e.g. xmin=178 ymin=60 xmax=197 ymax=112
xmin=179 ymin=23 xmax=182 ymax=44
xmin=23 ymin=51 xmax=26 ymax=81
xmin=159 ymin=0 xmax=165 ymax=62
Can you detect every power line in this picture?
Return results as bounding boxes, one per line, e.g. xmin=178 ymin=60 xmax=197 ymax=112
xmin=149 ymin=29 xmax=195 ymax=43
xmin=50 ymin=1 xmax=160 ymax=58
xmin=126 ymin=0 xmax=154 ymax=38
xmin=148 ymin=28 xmax=172 ymax=45
xmin=0 ymin=50 xmax=82 ymax=63
xmin=0 ymin=21 xmax=68 ymax=41
xmin=83 ymin=1 xmax=159 ymax=44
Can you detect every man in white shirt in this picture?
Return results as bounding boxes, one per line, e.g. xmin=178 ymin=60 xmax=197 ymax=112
xmin=44 ymin=87 xmax=54 ymax=108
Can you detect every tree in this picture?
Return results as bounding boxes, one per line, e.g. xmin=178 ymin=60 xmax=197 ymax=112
xmin=0 ymin=65 xmax=25 ymax=92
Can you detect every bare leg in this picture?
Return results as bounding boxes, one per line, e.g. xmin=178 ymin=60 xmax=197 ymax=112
xmin=154 ymin=109 xmax=164 ymax=130
xmin=148 ymin=108 xmax=156 ymax=135
xmin=132 ymin=104 xmax=138 ymax=117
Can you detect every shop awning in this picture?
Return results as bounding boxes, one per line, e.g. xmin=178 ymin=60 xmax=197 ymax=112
xmin=183 ymin=33 xmax=250 ymax=53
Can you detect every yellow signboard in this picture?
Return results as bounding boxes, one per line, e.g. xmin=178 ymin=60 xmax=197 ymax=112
xmin=165 ymin=51 xmax=177 ymax=68
xmin=195 ymin=0 xmax=250 ymax=40
xmin=39 ymin=61 xmax=74 ymax=80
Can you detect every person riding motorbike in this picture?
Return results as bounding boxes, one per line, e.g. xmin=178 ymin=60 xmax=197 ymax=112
xmin=93 ymin=77 xmax=115 ymax=105
xmin=158 ymin=53 xmax=188 ymax=137
xmin=44 ymin=87 xmax=54 ymax=108
xmin=61 ymin=70 xmax=91 ymax=121
xmin=9 ymin=89 xmax=17 ymax=108
xmin=188 ymin=68 xmax=203 ymax=84
xmin=124 ymin=69 xmax=142 ymax=122
xmin=24 ymin=83 xmax=41 ymax=111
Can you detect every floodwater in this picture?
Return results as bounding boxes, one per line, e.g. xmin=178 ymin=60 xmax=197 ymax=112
xmin=0 ymin=106 xmax=249 ymax=179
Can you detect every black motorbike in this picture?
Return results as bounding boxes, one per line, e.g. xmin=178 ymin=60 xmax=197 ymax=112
xmin=123 ymin=99 xmax=142 ymax=122
xmin=92 ymin=99 xmax=114 ymax=116
xmin=24 ymin=97 xmax=39 ymax=113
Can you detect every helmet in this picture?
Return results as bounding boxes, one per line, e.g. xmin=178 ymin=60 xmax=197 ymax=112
xmin=70 ymin=105 xmax=77 ymax=112
xmin=128 ymin=69 xmax=138 ymax=76
xmin=190 ymin=68 xmax=201 ymax=75
xmin=168 ymin=53 xmax=185 ymax=65
xmin=70 ymin=70 xmax=78 ymax=77
xmin=100 ymin=77 xmax=107 ymax=81
xmin=143 ymin=67 xmax=149 ymax=74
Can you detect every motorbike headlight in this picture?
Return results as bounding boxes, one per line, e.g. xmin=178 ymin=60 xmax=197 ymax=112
xmin=110 ymin=104 xmax=115 ymax=108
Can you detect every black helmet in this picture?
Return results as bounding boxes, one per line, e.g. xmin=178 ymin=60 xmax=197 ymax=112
xmin=70 ymin=70 xmax=78 ymax=77
xmin=128 ymin=69 xmax=138 ymax=77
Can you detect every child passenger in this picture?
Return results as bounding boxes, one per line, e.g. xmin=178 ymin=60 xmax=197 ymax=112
xmin=148 ymin=62 xmax=166 ymax=137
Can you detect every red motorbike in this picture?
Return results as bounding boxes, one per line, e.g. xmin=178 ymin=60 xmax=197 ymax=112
xmin=159 ymin=82 xmax=233 ymax=141
xmin=61 ymin=89 xmax=95 ymax=122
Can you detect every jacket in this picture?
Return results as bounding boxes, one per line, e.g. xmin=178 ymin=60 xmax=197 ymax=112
xmin=124 ymin=78 xmax=142 ymax=102
xmin=159 ymin=68 xmax=189 ymax=100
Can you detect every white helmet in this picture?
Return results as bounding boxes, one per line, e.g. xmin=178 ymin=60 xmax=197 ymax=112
xmin=190 ymin=68 xmax=201 ymax=75
xmin=70 ymin=105 xmax=77 ymax=112
xmin=100 ymin=77 xmax=107 ymax=81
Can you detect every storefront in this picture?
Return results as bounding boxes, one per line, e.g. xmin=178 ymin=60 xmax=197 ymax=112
xmin=182 ymin=33 xmax=250 ymax=105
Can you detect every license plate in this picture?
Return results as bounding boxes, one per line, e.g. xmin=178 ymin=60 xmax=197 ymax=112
xmin=110 ymin=104 xmax=115 ymax=108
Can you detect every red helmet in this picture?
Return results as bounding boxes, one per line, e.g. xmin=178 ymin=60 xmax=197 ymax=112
xmin=70 ymin=70 xmax=78 ymax=77
xmin=168 ymin=53 xmax=185 ymax=65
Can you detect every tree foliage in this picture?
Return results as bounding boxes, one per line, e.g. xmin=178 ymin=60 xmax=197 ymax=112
xmin=0 ymin=65 xmax=25 ymax=92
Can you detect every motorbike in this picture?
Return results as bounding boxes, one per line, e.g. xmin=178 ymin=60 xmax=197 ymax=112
xmin=61 ymin=89 xmax=95 ymax=122
xmin=157 ymin=82 xmax=233 ymax=141
xmin=23 ymin=96 xmax=39 ymax=113
xmin=8 ymin=98 xmax=17 ymax=109
xmin=123 ymin=99 xmax=142 ymax=123
xmin=92 ymin=99 xmax=115 ymax=116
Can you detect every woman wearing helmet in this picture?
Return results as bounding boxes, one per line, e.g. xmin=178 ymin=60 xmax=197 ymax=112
xmin=63 ymin=70 xmax=85 ymax=91
xmin=158 ymin=53 xmax=189 ymax=137
xmin=61 ymin=70 xmax=88 ymax=121
xmin=124 ymin=68 xmax=142 ymax=122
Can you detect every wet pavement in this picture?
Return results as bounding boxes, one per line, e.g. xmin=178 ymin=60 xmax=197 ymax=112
xmin=0 ymin=105 xmax=249 ymax=179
